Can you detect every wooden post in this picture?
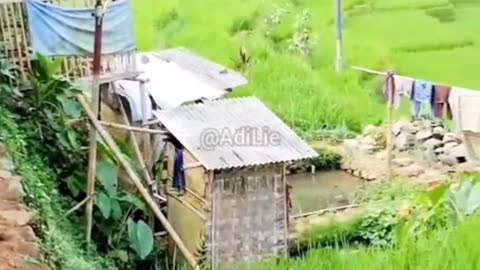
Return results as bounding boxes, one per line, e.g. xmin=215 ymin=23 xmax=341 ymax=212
xmin=77 ymin=95 xmax=200 ymax=270
xmin=335 ymin=0 xmax=344 ymax=73
xmin=386 ymin=72 xmax=394 ymax=180
xmin=139 ymin=81 xmax=152 ymax=173
xmin=85 ymin=0 xmax=105 ymax=244
xmin=118 ymin=97 xmax=155 ymax=188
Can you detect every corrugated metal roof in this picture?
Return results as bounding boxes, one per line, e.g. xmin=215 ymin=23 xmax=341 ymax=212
xmin=135 ymin=52 xmax=226 ymax=110
xmin=155 ymin=97 xmax=318 ymax=170
xmin=153 ymin=47 xmax=248 ymax=90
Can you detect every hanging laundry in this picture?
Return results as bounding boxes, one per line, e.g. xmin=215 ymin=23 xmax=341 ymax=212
xmin=172 ymin=148 xmax=186 ymax=193
xmin=382 ymin=71 xmax=398 ymax=108
xmin=449 ymin=87 xmax=480 ymax=133
xmin=393 ymin=75 xmax=414 ymax=99
xmin=411 ymin=80 xmax=433 ymax=118
xmin=433 ymin=85 xmax=452 ymax=119
xmin=25 ymin=0 xmax=135 ymax=56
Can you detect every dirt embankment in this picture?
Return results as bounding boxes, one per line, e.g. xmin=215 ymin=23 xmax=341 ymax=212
xmin=0 ymin=145 xmax=48 ymax=270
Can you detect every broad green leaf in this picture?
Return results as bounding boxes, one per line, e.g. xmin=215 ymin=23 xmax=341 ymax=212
xmin=452 ymin=180 xmax=473 ymax=214
xmin=111 ymin=199 xmax=122 ymax=220
xmin=118 ymin=193 xmax=146 ymax=212
xmin=465 ymin=184 xmax=480 ymax=215
xmin=96 ymin=192 xmax=112 ymax=219
xmin=96 ymin=159 xmax=118 ymax=197
xmin=134 ymin=220 xmax=154 ymax=260
xmin=57 ymin=95 xmax=81 ymax=118
xmin=127 ymin=217 xmax=136 ymax=247
xmin=65 ymin=175 xmax=86 ymax=197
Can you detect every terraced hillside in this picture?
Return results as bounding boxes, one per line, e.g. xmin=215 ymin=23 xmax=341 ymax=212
xmin=132 ymin=0 xmax=480 ymax=132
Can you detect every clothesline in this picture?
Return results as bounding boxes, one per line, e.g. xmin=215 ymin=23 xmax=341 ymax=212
xmin=351 ymin=65 xmax=473 ymax=91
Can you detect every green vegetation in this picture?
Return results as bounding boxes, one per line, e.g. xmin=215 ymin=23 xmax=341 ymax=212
xmin=252 ymin=215 xmax=480 ymax=270
xmin=277 ymin=177 xmax=480 ymax=270
xmin=0 ymin=51 xmax=160 ymax=269
xmin=0 ymin=108 xmax=115 ymax=270
xmin=132 ymin=0 xmax=480 ymax=133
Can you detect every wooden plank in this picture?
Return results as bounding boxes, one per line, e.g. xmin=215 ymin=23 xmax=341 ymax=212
xmin=77 ymin=71 xmax=142 ymax=85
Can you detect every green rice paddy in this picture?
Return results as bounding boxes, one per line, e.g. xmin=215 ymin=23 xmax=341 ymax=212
xmin=132 ymin=0 xmax=480 ymax=133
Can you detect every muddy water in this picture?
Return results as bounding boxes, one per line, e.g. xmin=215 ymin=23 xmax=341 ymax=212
xmin=288 ymin=171 xmax=363 ymax=214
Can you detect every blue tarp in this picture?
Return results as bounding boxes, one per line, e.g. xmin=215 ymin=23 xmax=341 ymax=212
xmin=25 ymin=0 xmax=135 ymax=56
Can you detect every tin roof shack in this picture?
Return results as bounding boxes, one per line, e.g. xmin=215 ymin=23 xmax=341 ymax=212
xmin=155 ymin=97 xmax=317 ymax=268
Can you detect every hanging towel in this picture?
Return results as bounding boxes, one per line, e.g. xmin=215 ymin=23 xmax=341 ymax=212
xmin=433 ymin=85 xmax=452 ymax=119
xmin=382 ymin=71 xmax=398 ymax=108
xmin=114 ymin=80 xmax=154 ymax=122
xmin=172 ymin=148 xmax=186 ymax=193
xmin=393 ymin=75 xmax=414 ymax=99
xmin=449 ymin=87 xmax=480 ymax=133
xmin=25 ymin=0 xmax=135 ymax=56
xmin=411 ymin=80 xmax=433 ymax=118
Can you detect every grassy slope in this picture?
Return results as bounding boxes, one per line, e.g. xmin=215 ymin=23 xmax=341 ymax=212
xmin=0 ymin=110 xmax=116 ymax=270
xmin=131 ymin=0 xmax=480 ymax=132
xmin=250 ymin=214 xmax=480 ymax=270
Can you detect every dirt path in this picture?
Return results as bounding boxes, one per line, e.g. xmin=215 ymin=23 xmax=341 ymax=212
xmin=0 ymin=145 xmax=49 ymax=270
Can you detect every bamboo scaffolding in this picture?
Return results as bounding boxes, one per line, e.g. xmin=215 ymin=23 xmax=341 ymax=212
xmin=99 ymin=121 xmax=168 ymax=135
xmin=117 ymin=96 xmax=157 ymax=189
xmin=64 ymin=195 xmax=92 ymax=217
xmin=77 ymin=94 xmax=200 ymax=270
xmin=166 ymin=191 xmax=207 ymax=221
xmin=84 ymin=0 xmax=104 ymax=244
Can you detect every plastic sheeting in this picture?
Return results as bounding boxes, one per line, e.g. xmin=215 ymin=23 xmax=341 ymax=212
xmin=25 ymin=0 xmax=135 ymax=56
xmin=114 ymin=80 xmax=153 ymax=122
xmin=135 ymin=53 xmax=226 ymax=110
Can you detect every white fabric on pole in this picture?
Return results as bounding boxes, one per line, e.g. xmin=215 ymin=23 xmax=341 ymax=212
xmin=114 ymin=80 xmax=153 ymax=122
xmin=449 ymin=87 xmax=480 ymax=133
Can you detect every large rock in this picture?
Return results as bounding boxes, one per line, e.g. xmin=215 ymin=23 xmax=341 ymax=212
xmin=433 ymin=126 xmax=445 ymax=135
xmin=392 ymin=120 xmax=417 ymax=135
xmin=7 ymin=177 xmax=25 ymax=200
xmin=0 ymin=170 xmax=12 ymax=180
xmin=423 ymin=138 xmax=443 ymax=149
xmin=438 ymin=154 xmax=458 ymax=166
xmin=397 ymin=164 xmax=425 ymax=177
xmin=363 ymin=125 xmax=379 ymax=136
xmin=443 ymin=142 xmax=459 ymax=154
xmin=358 ymin=144 xmax=376 ymax=155
xmin=450 ymin=144 xmax=468 ymax=159
xmin=0 ymin=210 xmax=33 ymax=226
xmin=395 ymin=133 xmax=415 ymax=151
xmin=392 ymin=157 xmax=414 ymax=167
xmin=0 ymin=157 xmax=14 ymax=172
xmin=344 ymin=139 xmax=359 ymax=153
xmin=416 ymin=129 xmax=433 ymax=142
xmin=443 ymin=133 xmax=460 ymax=144
xmin=456 ymin=161 xmax=480 ymax=173
xmin=360 ymin=135 xmax=377 ymax=147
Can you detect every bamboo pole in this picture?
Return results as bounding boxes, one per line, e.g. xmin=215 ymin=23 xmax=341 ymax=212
xmin=99 ymin=121 xmax=168 ymax=134
xmin=166 ymin=191 xmax=206 ymax=221
xmin=77 ymin=95 xmax=200 ymax=270
xmin=64 ymin=195 xmax=92 ymax=217
xmin=85 ymin=0 xmax=105 ymax=244
xmin=386 ymin=72 xmax=394 ymax=180
xmin=140 ymin=81 xmax=153 ymax=174
xmin=118 ymin=97 xmax=155 ymax=187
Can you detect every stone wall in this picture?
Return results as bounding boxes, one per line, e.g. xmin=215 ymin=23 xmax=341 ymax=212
xmin=0 ymin=144 xmax=48 ymax=270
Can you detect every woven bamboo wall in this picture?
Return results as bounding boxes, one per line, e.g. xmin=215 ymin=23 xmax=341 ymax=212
xmin=0 ymin=0 xmax=136 ymax=86
xmin=206 ymin=165 xmax=289 ymax=269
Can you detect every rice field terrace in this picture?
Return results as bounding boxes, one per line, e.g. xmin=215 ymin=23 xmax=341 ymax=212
xmin=133 ymin=0 xmax=480 ymax=133
xmin=129 ymin=0 xmax=480 ymax=269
